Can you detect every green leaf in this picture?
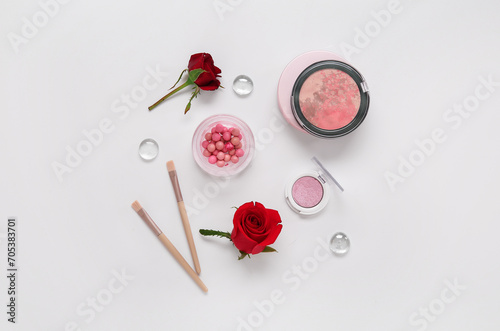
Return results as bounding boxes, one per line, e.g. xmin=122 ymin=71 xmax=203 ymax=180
xmin=187 ymin=68 xmax=205 ymax=84
xmin=199 ymin=229 xmax=231 ymax=240
xmin=261 ymin=246 xmax=278 ymax=253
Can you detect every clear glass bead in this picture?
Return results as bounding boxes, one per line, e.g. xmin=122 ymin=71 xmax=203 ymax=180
xmin=232 ymin=75 xmax=253 ymax=96
xmin=138 ymin=138 xmax=159 ymax=161
xmin=330 ymin=232 xmax=350 ymax=255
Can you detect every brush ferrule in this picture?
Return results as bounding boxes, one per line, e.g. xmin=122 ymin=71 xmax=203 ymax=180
xmin=168 ymin=170 xmax=183 ymax=202
xmin=139 ymin=209 xmax=162 ymax=236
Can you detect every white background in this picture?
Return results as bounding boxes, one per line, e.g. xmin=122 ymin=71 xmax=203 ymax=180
xmin=1 ymin=0 xmax=500 ymax=330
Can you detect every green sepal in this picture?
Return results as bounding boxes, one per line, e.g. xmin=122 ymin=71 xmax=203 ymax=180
xmin=187 ymin=68 xmax=205 ymax=84
xmin=261 ymin=246 xmax=277 ymax=253
xmin=238 ymin=250 xmax=250 ymax=260
xmin=169 ymin=69 xmax=187 ymax=90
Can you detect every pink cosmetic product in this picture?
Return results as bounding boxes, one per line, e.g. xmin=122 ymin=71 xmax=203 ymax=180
xmin=278 ymin=51 xmax=370 ymax=138
xmin=285 ymin=157 xmax=344 ymax=215
xmin=192 ymin=114 xmax=255 ymax=177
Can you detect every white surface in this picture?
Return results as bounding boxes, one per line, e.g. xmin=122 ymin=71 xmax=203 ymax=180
xmin=1 ymin=0 xmax=500 ymax=330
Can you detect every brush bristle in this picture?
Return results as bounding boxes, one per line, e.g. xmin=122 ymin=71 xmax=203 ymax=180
xmin=166 ymin=160 xmax=176 ymax=172
xmin=131 ymin=200 xmax=142 ymax=212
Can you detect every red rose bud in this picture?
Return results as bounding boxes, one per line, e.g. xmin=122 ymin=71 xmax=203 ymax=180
xmin=231 ymin=202 xmax=282 ymax=256
xmin=188 ymin=53 xmax=222 ymax=91
xmin=148 ymin=52 xmax=222 ymax=113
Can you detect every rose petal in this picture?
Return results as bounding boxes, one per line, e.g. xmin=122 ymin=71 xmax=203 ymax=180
xmin=259 ymin=224 xmax=282 ymax=248
xmin=243 ymin=212 xmax=266 ymax=237
xmin=198 ymin=81 xmax=220 ymax=91
xmin=251 ymin=244 xmax=266 ymax=255
xmin=232 ymin=202 xmax=254 ymax=227
xmin=187 ymin=53 xmax=205 ymax=71
xmin=195 ymin=70 xmax=216 ymax=86
xmin=265 ymin=208 xmax=281 ymax=227
xmin=253 ymin=201 xmax=266 ymax=212
xmin=231 ymin=225 xmax=258 ymax=254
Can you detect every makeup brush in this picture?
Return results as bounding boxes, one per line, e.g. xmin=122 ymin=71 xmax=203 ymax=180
xmin=131 ymin=200 xmax=208 ymax=293
xmin=166 ymin=160 xmax=201 ymax=275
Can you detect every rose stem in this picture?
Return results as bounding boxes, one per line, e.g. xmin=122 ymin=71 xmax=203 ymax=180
xmin=148 ymin=81 xmax=191 ymax=111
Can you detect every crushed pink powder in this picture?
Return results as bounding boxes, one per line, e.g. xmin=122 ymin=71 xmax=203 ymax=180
xmin=292 ymin=176 xmax=324 ymax=208
xmin=299 ymin=69 xmax=361 ymax=130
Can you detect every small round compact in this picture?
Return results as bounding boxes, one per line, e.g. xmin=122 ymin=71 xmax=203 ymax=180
xmin=278 ymin=51 xmax=370 ymax=138
xmin=285 ymin=157 xmax=344 ymax=215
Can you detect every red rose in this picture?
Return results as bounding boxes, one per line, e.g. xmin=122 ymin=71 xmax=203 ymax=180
xmin=188 ymin=53 xmax=222 ymax=91
xmin=148 ymin=52 xmax=222 ymax=113
xmin=231 ymin=202 xmax=283 ymax=255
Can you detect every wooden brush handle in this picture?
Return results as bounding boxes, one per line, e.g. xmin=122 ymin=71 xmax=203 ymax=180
xmin=158 ymin=233 xmax=208 ymax=293
xmin=178 ymin=201 xmax=201 ymax=275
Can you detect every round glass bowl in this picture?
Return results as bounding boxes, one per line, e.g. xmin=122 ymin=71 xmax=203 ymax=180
xmin=192 ymin=114 xmax=255 ymax=177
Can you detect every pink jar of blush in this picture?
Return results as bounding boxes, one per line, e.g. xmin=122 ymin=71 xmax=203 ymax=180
xmin=278 ymin=51 xmax=370 ymax=138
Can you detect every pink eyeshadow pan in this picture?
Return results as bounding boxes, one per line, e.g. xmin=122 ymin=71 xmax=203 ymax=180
xmin=298 ymin=69 xmax=361 ymax=130
xmin=292 ymin=176 xmax=324 ymax=208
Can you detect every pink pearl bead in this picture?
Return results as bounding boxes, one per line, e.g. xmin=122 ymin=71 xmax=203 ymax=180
xmin=201 ymin=141 xmax=209 ymax=148
xmin=229 ymin=149 xmax=236 ymax=156
xmin=225 ymin=142 xmax=234 ymax=151
xmin=224 ymin=154 xmax=231 ymax=162
xmin=235 ymin=149 xmax=244 ymax=157
xmin=207 ymin=143 xmax=215 ymax=152
xmin=217 ymin=151 xmax=225 ymax=160
xmin=212 ymin=134 xmax=221 ymax=142
xmin=216 ymin=160 xmax=225 ymax=167
xmin=238 ymin=134 xmax=243 ymax=140
xmin=208 ymin=155 xmax=217 ymax=164
xmin=205 ymin=132 xmax=212 ymax=141
xmin=222 ymin=132 xmax=231 ymax=141
xmin=234 ymin=142 xmax=242 ymax=149
xmin=222 ymin=147 xmax=228 ymax=153
xmin=231 ymin=137 xmax=240 ymax=145
xmin=222 ymin=127 xmax=229 ymax=133
xmin=203 ymin=149 xmax=212 ymax=157
xmin=215 ymin=124 xmax=224 ymax=133
xmin=216 ymin=141 xmax=224 ymax=150
xmin=211 ymin=127 xmax=217 ymax=133
xmin=231 ymin=155 xmax=239 ymax=163
xmin=212 ymin=150 xmax=219 ymax=155
xmin=232 ymin=128 xmax=240 ymax=136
